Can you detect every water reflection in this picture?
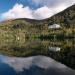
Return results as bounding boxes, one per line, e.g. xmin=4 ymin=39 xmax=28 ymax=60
xmin=0 ymin=55 xmax=75 ymax=75
xmin=0 ymin=38 xmax=75 ymax=70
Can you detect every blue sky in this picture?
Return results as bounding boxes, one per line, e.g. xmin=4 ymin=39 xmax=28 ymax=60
xmin=0 ymin=0 xmax=41 ymax=14
xmin=0 ymin=0 xmax=75 ymax=21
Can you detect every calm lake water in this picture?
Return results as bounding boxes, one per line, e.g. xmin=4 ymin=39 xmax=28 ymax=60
xmin=0 ymin=38 xmax=75 ymax=75
xmin=0 ymin=55 xmax=75 ymax=75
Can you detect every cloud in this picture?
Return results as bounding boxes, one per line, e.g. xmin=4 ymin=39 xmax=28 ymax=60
xmin=2 ymin=4 xmax=33 ymax=20
xmin=33 ymin=6 xmax=53 ymax=19
xmin=2 ymin=4 xmax=54 ymax=20
xmin=1 ymin=0 xmax=75 ymax=20
xmin=1 ymin=3 xmax=54 ymax=20
xmin=31 ymin=0 xmax=75 ymax=7
xmin=0 ymin=4 xmax=67 ymax=20
xmin=33 ymin=5 xmax=67 ymax=19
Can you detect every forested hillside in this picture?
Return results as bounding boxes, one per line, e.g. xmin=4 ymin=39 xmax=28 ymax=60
xmin=0 ymin=4 xmax=75 ymax=39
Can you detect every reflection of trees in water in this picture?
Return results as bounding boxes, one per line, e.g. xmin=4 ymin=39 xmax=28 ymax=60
xmin=0 ymin=39 xmax=75 ymax=69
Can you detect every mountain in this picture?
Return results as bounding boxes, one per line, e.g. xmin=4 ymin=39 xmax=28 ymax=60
xmin=46 ymin=4 xmax=75 ymax=27
xmin=0 ymin=4 xmax=75 ymax=38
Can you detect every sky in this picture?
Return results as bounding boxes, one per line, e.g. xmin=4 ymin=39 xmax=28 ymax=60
xmin=0 ymin=0 xmax=75 ymax=21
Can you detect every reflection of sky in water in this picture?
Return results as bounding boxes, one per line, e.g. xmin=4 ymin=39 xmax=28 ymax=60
xmin=0 ymin=55 xmax=75 ymax=75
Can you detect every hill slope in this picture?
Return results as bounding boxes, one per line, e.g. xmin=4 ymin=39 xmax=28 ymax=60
xmin=0 ymin=4 xmax=75 ymax=34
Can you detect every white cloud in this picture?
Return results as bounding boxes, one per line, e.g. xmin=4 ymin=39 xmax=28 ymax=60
xmin=2 ymin=4 xmax=33 ymax=20
xmin=31 ymin=0 xmax=75 ymax=7
xmin=33 ymin=6 xmax=53 ymax=19
xmin=2 ymin=4 xmax=54 ymax=20
xmin=1 ymin=0 xmax=75 ymax=20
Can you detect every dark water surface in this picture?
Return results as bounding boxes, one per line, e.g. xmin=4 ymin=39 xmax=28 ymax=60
xmin=0 ymin=38 xmax=75 ymax=75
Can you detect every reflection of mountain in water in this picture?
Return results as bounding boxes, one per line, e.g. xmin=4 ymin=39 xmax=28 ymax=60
xmin=0 ymin=55 xmax=75 ymax=75
xmin=0 ymin=39 xmax=75 ymax=69
xmin=0 ymin=39 xmax=75 ymax=56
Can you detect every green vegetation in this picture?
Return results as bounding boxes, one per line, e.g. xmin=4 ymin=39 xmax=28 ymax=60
xmin=0 ymin=4 xmax=75 ymax=38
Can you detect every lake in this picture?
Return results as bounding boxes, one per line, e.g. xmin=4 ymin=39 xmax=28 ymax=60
xmin=0 ymin=38 xmax=75 ymax=75
xmin=0 ymin=55 xmax=75 ymax=75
